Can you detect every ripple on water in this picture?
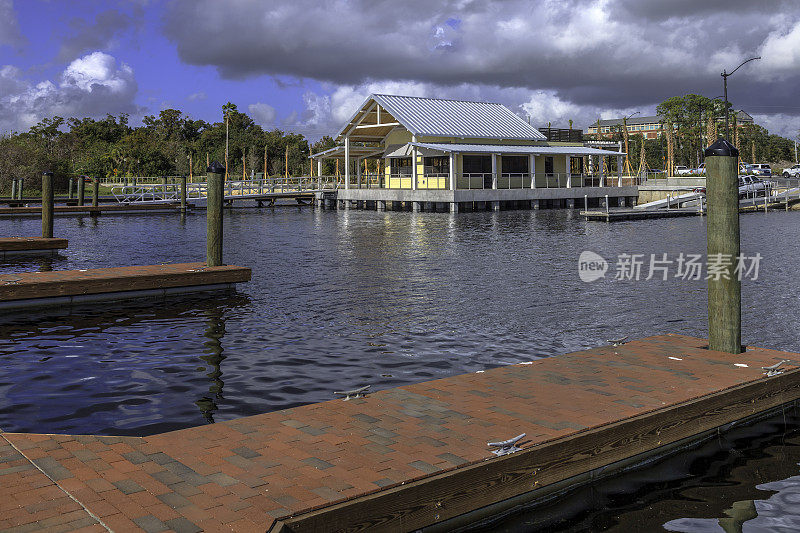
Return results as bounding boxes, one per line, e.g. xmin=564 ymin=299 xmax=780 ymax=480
xmin=0 ymin=209 xmax=799 ymax=435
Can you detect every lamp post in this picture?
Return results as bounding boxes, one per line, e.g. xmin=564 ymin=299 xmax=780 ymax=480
xmin=722 ymin=57 xmax=760 ymax=140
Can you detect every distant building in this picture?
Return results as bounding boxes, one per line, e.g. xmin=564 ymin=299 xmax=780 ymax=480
xmin=586 ymin=111 xmax=754 ymax=140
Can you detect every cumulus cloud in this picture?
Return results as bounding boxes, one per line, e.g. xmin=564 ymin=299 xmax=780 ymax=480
xmin=248 ymin=102 xmax=277 ymax=127
xmin=57 ymin=9 xmax=141 ymax=61
xmin=0 ymin=52 xmax=140 ymax=133
xmin=187 ymin=91 xmax=206 ymax=101
xmin=0 ymin=0 xmax=25 ymax=48
xmin=162 ymin=0 xmax=800 ymax=137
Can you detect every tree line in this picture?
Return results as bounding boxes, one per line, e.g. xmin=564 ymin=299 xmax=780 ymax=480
xmin=592 ymin=94 xmax=797 ymax=171
xmin=0 ymin=103 xmax=337 ymax=193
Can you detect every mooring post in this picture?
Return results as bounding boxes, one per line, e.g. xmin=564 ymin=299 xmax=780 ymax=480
xmin=17 ymin=178 xmax=23 ymax=200
xmin=705 ymin=139 xmax=741 ymax=354
xmin=41 ymin=171 xmax=54 ymax=238
xmin=92 ymin=176 xmax=100 ymax=207
xmin=10 ymin=178 xmax=16 ymax=199
xmin=206 ymin=161 xmax=225 ymax=267
xmin=77 ymin=176 xmax=85 ymax=206
xmin=180 ymin=175 xmax=187 ymax=213
xmin=68 ymin=177 xmax=74 ymax=199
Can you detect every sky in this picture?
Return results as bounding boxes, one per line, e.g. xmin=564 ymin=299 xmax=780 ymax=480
xmin=1 ymin=0 xmax=799 ymax=140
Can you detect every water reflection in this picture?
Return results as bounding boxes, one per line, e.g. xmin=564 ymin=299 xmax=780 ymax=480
xmin=195 ymin=307 xmax=226 ymax=423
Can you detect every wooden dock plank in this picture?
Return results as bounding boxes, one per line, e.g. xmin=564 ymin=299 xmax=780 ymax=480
xmin=1 ymin=335 xmax=798 ymax=532
xmin=0 ymin=237 xmax=68 ymax=252
xmin=0 ymin=262 xmax=251 ymax=302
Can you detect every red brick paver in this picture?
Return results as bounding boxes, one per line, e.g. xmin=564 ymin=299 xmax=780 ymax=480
xmin=1 ymin=335 xmax=797 ymax=532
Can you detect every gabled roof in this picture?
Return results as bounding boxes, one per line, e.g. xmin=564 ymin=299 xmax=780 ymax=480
xmin=337 ymin=94 xmax=546 ymax=142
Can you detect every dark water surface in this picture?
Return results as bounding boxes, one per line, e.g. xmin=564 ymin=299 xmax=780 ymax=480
xmin=2 ymin=208 xmax=799 ymax=435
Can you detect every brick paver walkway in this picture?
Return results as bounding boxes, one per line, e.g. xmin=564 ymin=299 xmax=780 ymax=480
xmin=1 ymin=335 xmax=797 ymax=532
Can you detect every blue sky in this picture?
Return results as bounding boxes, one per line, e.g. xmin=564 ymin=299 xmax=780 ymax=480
xmin=1 ymin=0 xmax=799 ymax=140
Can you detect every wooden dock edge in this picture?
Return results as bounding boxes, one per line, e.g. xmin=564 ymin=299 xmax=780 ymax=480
xmin=274 ymin=367 xmax=800 ymax=533
xmin=0 ymin=263 xmax=251 ymax=310
xmin=0 ymin=282 xmax=240 ymax=311
xmin=0 ymin=237 xmax=68 ymax=259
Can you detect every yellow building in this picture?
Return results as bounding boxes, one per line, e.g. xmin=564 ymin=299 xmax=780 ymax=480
xmin=311 ymin=94 xmax=632 ymax=212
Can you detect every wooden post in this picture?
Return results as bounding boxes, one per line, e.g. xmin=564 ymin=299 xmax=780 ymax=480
xmin=264 ymin=145 xmax=268 ymax=180
xmin=243 ymin=151 xmax=246 ymax=180
xmin=78 ymin=176 xmax=85 ymax=206
xmin=180 ymin=175 xmax=187 ymax=213
xmin=285 ymin=145 xmax=289 ymax=180
xmin=17 ymin=178 xmax=23 ymax=200
xmin=206 ymin=161 xmax=225 ymax=267
xmin=68 ymin=177 xmax=74 ymax=199
xmin=705 ymin=139 xmax=741 ymax=354
xmin=41 ymin=172 xmax=53 ymax=238
xmin=92 ymin=176 xmax=100 ymax=207
xmin=10 ymin=178 xmax=16 ymax=199
xmin=189 ymin=153 xmax=193 ymax=183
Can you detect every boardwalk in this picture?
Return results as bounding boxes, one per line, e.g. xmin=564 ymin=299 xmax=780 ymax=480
xmin=1 ymin=335 xmax=798 ymax=532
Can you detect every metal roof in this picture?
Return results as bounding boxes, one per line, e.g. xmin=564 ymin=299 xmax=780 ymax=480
xmin=409 ymin=142 xmax=625 ymax=156
xmin=309 ymin=145 xmax=385 ymax=159
xmin=338 ymin=94 xmax=546 ymax=141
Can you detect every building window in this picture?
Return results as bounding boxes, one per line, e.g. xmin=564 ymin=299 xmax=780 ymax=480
xmin=391 ymin=157 xmax=412 ymax=176
xmin=424 ymin=156 xmax=449 ymax=175
xmin=501 ymin=155 xmax=528 ymax=174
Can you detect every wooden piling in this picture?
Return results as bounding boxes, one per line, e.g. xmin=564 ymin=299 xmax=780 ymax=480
xmin=705 ymin=139 xmax=741 ymax=354
xmin=41 ymin=172 xmax=54 ymax=239
xmin=92 ymin=177 xmax=100 ymax=207
xmin=68 ymin=177 xmax=74 ymax=199
xmin=16 ymin=178 xmax=23 ymax=200
xmin=180 ymin=175 xmax=187 ymax=213
xmin=206 ymin=161 xmax=225 ymax=267
xmin=10 ymin=179 xmax=16 ymax=199
xmin=77 ymin=177 xmax=85 ymax=206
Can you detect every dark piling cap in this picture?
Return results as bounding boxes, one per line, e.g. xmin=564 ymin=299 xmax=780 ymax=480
xmin=42 ymin=171 xmax=53 ymax=176
xmin=207 ymin=161 xmax=225 ymax=174
xmin=705 ymin=138 xmax=739 ymax=158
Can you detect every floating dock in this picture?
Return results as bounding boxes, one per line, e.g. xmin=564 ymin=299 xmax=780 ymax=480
xmin=0 ymin=262 xmax=251 ymax=310
xmin=1 ymin=335 xmax=798 ymax=532
xmin=0 ymin=237 xmax=68 ymax=259
xmin=582 ymin=208 xmax=702 ymax=221
xmin=0 ymin=204 xmax=190 ymax=218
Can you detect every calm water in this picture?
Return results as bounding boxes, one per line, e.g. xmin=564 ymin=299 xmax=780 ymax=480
xmin=3 ymin=207 xmax=800 ymax=530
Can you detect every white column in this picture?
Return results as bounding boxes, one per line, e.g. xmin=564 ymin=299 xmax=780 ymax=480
xmin=617 ymin=155 xmax=623 ymax=186
xmin=565 ymin=155 xmax=572 ymax=188
xmin=600 ymin=156 xmax=606 ymax=187
xmin=449 ymin=152 xmax=455 ymax=191
xmin=529 ymin=154 xmax=536 ymax=189
xmin=317 ymin=159 xmax=322 ymax=178
xmin=344 ymin=135 xmax=350 ymax=189
xmin=356 ymin=157 xmax=362 ymax=189
xmin=411 ymin=136 xmax=418 ymax=191
xmin=491 ymin=153 xmax=498 ymax=189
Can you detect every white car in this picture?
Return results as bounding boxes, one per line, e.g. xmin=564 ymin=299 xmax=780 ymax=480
xmin=738 ymin=176 xmax=771 ymax=198
xmin=675 ymin=166 xmax=693 ymax=175
xmin=782 ymin=164 xmax=800 ymax=178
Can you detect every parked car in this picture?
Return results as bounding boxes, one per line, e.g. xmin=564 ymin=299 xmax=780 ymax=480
xmin=738 ymin=176 xmax=771 ymax=198
xmin=782 ymin=164 xmax=800 ymax=178
xmin=749 ymin=164 xmax=772 ymax=177
xmin=674 ymin=166 xmax=692 ymax=175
